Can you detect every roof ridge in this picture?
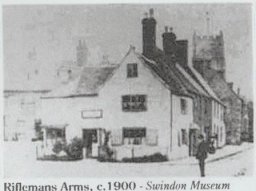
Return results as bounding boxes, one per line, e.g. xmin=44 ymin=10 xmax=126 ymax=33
xmin=176 ymin=64 xmax=209 ymax=97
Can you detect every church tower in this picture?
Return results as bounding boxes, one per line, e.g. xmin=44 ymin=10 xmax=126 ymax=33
xmin=192 ymin=12 xmax=226 ymax=80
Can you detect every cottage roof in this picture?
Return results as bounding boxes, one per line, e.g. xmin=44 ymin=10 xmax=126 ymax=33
xmin=42 ymin=46 xmax=223 ymax=101
xmin=175 ymin=64 xmax=209 ymax=97
xmin=187 ymin=66 xmax=223 ymax=104
xmin=41 ymin=67 xmax=116 ymax=98
xmin=76 ymin=67 xmax=116 ymax=94
xmin=137 ymin=48 xmax=210 ymax=98
xmin=137 ymin=54 xmax=190 ymax=96
xmin=203 ymin=68 xmax=242 ymax=102
xmin=140 ymin=44 xmax=225 ymax=103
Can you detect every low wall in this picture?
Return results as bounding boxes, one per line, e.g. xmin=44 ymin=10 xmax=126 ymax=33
xmin=112 ymin=145 xmax=169 ymax=161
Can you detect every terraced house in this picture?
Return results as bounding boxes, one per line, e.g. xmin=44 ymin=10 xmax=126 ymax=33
xmin=39 ymin=9 xmax=226 ymax=161
xmin=192 ymin=31 xmax=243 ymax=145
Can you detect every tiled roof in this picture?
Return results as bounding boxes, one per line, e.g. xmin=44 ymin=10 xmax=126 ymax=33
xmin=42 ymin=46 xmax=221 ymax=101
xmin=176 ymin=64 xmax=209 ymax=97
xmin=137 ymin=54 xmax=190 ymax=96
xmin=42 ymin=66 xmax=116 ymax=98
xmin=187 ymin=66 xmax=223 ymax=103
xmin=203 ymin=68 xmax=242 ymax=101
xmin=76 ymin=67 xmax=116 ymax=95
xmin=137 ymin=48 xmax=210 ymax=98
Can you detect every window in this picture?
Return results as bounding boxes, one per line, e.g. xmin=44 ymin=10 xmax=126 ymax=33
xmin=123 ymin=128 xmax=146 ymax=145
xmin=204 ymin=99 xmax=208 ymax=114
xmin=122 ymin=95 xmax=147 ymax=112
xmin=127 ymin=63 xmax=138 ymax=78
xmin=181 ymin=129 xmax=188 ymax=145
xmin=180 ymin=98 xmax=188 ymax=114
xmin=47 ymin=128 xmax=65 ymax=140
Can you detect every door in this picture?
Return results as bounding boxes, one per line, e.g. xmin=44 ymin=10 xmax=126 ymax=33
xmin=83 ymin=129 xmax=97 ymax=158
xmin=189 ymin=129 xmax=198 ymax=156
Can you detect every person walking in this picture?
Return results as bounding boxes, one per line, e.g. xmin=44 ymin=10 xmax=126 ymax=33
xmin=196 ymin=134 xmax=208 ymax=177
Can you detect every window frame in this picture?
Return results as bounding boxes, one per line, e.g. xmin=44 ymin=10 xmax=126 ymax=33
xmin=127 ymin=63 xmax=138 ymax=78
xmin=123 ymin=127 xmax=146 ymax=145
xmin=122 ymin=94 xmax=147 ymax=112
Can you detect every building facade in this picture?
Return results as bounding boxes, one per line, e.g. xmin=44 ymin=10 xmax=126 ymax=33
xmin=142 ymin=9 xmax=226 ymax=149
xmin=192 ymin=32 xmax=243 ymax=144
xmin=4 ymin=90 xmax=50 ymax=141
xmin=40 ymin=47 xmax=194 ymax=160
xmin=39 ymin=9 xmax=227 ymax=161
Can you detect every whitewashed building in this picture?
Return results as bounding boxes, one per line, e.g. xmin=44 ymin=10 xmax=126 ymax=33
xmin=39 ymin=8 xmax=227 ymax=160
xmin=188 ymin=67 xmax=226 ymax=148
xmin=4 ymin=90 xmax=50 ymax=141
xmin=40 ymin=46 xmax=195 ymax=160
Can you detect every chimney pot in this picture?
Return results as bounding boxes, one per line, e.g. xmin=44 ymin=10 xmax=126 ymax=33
xmin=144 ymin=12 xmax=148 ymax=18
xmin=169 ymin=27 xmax=173 ymax=32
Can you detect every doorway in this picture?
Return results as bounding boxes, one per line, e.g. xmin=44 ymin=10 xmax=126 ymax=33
xmin=83 ymin=129 xmax=98 ymax=158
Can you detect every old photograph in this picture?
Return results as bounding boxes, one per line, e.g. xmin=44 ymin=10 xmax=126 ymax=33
xmin=2 ymin=3 xmax=254 ymax=177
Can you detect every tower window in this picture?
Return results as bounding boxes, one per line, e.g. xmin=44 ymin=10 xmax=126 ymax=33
xmin=127 ymin=63 xmax=138 ymax=78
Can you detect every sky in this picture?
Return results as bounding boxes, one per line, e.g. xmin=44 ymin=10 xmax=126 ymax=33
xmin=2 ymin=4 xmax=253 ymax=100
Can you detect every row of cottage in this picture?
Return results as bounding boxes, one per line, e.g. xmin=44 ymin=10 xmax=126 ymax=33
xmin=4 ymin=9 xmax=252 ymax=161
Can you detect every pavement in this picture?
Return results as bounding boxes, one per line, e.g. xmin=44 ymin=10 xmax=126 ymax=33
xmin=167 ymin=142 xmax=253 ymax=165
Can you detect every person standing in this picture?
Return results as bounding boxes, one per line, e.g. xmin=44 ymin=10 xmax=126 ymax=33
xmin=196 ymin=134 xmax=208 ymax=177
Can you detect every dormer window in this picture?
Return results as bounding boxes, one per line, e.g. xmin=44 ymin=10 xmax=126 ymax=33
xmin=127 ymin=63 xmax=138 ymax=78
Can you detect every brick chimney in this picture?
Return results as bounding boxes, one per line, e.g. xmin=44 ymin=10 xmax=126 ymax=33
xmin=176 ymin=40 xmax=188 ymax=68
xmin=142 ymin=8 xmax=156 ymax=59
xmin=162 ymin=27 xmax=188 ymax=67
xmin=162 ymin=27 xmax=177 ymax=57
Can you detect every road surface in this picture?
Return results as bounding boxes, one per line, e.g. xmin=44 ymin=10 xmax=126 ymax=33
xmin=4 ymin=142 xmax=254 ymax=177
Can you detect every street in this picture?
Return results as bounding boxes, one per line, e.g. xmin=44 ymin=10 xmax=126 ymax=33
xmin=4 ymin=142 xmax=254 ymax=177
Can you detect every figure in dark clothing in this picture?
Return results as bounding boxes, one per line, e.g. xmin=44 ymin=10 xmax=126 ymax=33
xmin=196 ymin=134 xmax=208 ymax=177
